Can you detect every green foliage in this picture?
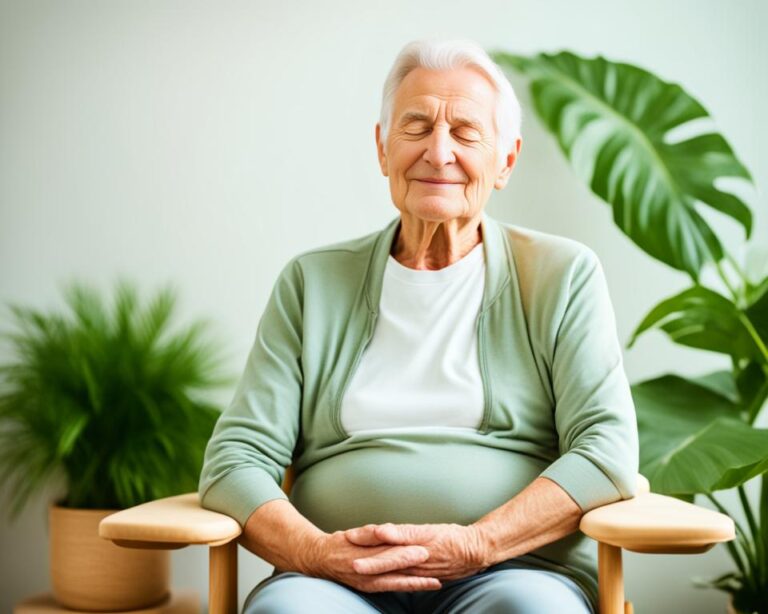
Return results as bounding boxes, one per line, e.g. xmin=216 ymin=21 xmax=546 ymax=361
xmin=633 ymin=374 xmax=763 ymax=491
xmin=494 ymin=48 xmax=768 ymax=612
xmin=628 ymin=286 xmax=768 ymax=363
xmin=491 ymin=50 xmax=752 ymax=282
xmin=0 ymin=278 xmax=234 ymax=521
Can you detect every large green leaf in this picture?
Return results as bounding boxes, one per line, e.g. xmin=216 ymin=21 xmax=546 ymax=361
xmin=627 ymin=285 xmax=767 ymax=363
xmin=633 ymin=374 xmax=768 ymax=494
xmin=491 ymin=50 xmax=753 ymax=280
xmin=689 ymin=369 xmax=742 ymax=405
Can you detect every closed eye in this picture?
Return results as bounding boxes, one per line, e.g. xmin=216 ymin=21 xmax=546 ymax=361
xmin=453 ymin=128 xmax=481 ymax=141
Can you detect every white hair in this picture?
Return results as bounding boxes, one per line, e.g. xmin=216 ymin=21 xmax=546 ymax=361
xmin=379 ymin=38 xmax=523 ymax=153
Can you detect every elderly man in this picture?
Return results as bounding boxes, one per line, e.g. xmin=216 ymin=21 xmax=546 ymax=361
xmin=199 ymin=38 xmax=638 ymax=614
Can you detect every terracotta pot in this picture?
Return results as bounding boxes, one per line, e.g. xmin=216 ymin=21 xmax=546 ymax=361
xmin=49 ymin=500 xmax=170 ymax=611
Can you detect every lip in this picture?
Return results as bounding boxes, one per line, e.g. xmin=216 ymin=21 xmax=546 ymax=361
xmin=414 ymin=179 xmax=463 ymax=185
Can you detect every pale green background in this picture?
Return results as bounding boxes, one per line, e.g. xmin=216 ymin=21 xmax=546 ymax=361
xmin=1 ymin=1 xmax=766 ymax=612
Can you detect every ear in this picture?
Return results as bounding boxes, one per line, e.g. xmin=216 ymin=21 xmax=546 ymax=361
xmin=494 ymin=137 xmax=522 ymax=190
xmin=375 ymin=123 xmax=389 ymax=177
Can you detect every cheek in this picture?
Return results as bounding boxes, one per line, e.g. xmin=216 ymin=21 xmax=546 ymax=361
xmin=398 ymin=147 xmax=421 ymax=174
xmin=392 ymin=145 xmax=423 ymax=172
xmin=470 ymin=153 xmax=498 ymax=184
xmin=458 ymin=154 xmax=487 ymax=183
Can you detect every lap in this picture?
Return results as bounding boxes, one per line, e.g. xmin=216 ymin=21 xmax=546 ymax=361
xmin=242 ymin=564 xmax=594 ymax=614
xmin=417 ymin=565 xmax=595 ymax=614
xmin=241 ymin=570 xmax=409 ymax=614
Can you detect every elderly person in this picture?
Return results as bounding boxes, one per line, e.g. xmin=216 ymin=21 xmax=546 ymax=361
xmin=199 ymin=38 xmax=638 ymax=614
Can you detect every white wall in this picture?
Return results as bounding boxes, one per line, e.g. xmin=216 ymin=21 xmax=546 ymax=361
xmin=1 ymin=1 xmax=765 ymax=612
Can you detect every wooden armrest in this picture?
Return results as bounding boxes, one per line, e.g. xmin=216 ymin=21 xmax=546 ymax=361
xmin=98 ymin=493 xmax=241 ymax=550
xmin=580 ymin=491 xmax=735 ymax=553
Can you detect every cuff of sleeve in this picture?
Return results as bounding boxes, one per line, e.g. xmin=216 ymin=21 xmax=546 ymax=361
xmin=539 ymin=451 xmax=622 ymax=512
xmin=199 ymin=466 xmax=289 ymax=527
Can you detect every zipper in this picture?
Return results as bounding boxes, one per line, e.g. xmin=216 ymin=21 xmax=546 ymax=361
xmin=477 ymin=309 xmax=493 ymax=434
xmin=333 ymin=309 xmax=378 ymax=439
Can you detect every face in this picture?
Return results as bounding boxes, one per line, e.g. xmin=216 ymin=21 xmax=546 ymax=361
xmin=376 ymin=66 xmax=522 ymax=223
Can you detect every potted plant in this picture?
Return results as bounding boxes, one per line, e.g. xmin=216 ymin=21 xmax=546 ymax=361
xmin=492 ymin=49 xmax=768 ymax=613
xmin=0 ymin=278 xmax=233 ymax=611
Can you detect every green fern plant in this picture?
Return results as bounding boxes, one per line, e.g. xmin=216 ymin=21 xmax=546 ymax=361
xmin=492 ymin=49 xmax=768 ymax=614
xmin=0 ymin=278 xmax=234 ymax=520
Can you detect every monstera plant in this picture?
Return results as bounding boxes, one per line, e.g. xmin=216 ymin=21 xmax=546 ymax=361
xmin=491 ymin=50 xmax=768 ymax=613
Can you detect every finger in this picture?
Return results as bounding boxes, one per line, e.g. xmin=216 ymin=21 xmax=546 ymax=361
xmin=395 ymin=567 xmax=472 ymax=582
xmin=344 ymin=525 xmax=385 ymax=546
xmin=352 ymin=546 xmax=429 ymax=575
xmin=352 ymin=545 xmax=429 ymax=575
xmin=375 ymin=523 xmax=435 ymax=545
xmin=394 ymin=566 xmax=437 ymax=577
xmin=363 ymin=573 xmax=442 ymax=592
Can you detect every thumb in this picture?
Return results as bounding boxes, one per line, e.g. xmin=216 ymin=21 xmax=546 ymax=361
xmin=375 ymin=523 xmax=435 ymax=544
xmin=344 ymin=524 xmax=386 ymax=546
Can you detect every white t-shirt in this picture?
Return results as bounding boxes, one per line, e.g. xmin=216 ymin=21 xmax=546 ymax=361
xmin=340 ymin=241 xmax=485 ymax=435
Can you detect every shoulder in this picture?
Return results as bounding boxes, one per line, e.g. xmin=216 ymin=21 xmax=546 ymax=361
xmin=274 ymin=223 xmax=386 ymax=290
xmin=492 ymin=220 xmax=610 ymax=358
xmin=496 ymin=220 xmax=600 ymax=293
xmin=295 ymin=225 xmax=383 ymax=260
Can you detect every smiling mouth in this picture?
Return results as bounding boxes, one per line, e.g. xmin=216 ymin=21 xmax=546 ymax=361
xmin=415 ymin=179 xmax=463 ymax=185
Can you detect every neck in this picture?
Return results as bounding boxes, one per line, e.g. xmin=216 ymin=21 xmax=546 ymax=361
xmin=390 ymin=210 xmax=484 ymax=270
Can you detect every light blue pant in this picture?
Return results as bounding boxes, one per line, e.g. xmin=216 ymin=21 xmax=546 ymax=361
xmin=243 ymin=560 xmax=595 ymax=614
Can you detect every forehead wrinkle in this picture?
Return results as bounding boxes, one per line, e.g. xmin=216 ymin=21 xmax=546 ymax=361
xmin=396 ymin=107 xmax=487 ymax=132
xmin=399 ymin=89 xmax=482 ymax=107
xmin=390 ymin=66 xmax=500 ymax=136
xmin=446 ymin=108 xmax=486 ymax=132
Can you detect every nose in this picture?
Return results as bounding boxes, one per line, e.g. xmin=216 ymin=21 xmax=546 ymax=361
xmin=423 ymin=126 xmax=456 ymax=168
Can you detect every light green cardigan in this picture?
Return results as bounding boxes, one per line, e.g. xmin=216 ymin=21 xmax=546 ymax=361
xmin=198 ymin=211 xmax=639 ymax=612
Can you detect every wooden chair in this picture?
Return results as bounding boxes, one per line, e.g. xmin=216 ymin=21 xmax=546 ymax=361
xmin=99 ymin=470 xmax=734 ymax=614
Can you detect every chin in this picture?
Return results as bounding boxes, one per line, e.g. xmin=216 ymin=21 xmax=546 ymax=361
xmin=402 ymin=198 xmax=468 ymax=222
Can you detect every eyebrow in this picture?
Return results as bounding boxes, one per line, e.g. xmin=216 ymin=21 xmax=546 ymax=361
xmin=398 ymin=111 xmax=484 ymax=132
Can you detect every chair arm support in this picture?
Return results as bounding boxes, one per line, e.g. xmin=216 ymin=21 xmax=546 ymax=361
xmin=580 ymin=491 xmax=735 ymax=554
xmin=98 ymin=493 xmax=242 ymax=549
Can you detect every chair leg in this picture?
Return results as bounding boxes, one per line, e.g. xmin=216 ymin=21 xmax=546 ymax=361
xmin=598 ymin=542 xmax=625 ymax=614
xmin=209 ymin=541 xmax=238 ymax=614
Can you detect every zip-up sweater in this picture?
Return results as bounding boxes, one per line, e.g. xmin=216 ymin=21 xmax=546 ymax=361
xmin=198 ymin=211 xmax=639 ymax=612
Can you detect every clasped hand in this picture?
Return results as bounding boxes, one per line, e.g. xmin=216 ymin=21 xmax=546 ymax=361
xmin=303 ymin=522 xmax=490 ymax=593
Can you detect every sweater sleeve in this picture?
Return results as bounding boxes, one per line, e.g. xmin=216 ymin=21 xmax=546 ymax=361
xmin=197 ymin=257 xmax=303 ymax=527
xmin=539 ymin=248 xmax=639 ymax=512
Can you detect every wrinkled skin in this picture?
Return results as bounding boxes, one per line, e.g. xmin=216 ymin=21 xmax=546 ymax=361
xmin=345 ymin=522 xmax=491 ymax=581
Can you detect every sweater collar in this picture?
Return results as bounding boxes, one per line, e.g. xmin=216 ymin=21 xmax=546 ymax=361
xmin=364 ymin=210 xmax=511 ymax=314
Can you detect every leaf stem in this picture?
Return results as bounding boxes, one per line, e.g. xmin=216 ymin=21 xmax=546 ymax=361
xmin=714 ymin=257 xmax=740 ymax=304
xmin=725 ymin=252 xmax=750 ymax=289
xmin=738 ymin=484 xmax=765 ymax=585
xmin=706 ymin=491 xmax=762 ymax=594
xmin=707 ymin=493 xmax=750 ymax=579
xmin=761 ymin=474 xmax=768 ymax=586
xmin=738 ymin=313 xmax=768 ymax=366
xmin=746 ymin=377 xmax=768 ymax=426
